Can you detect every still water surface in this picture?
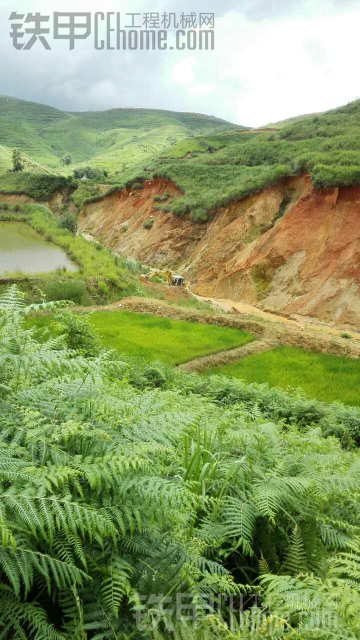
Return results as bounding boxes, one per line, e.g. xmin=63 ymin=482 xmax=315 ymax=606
xmin=0 ymin=222 xmax=77 ymax=273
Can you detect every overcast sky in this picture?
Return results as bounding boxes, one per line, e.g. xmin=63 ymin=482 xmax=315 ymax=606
xmin=0 ymin=0 xmax=359 ymax=126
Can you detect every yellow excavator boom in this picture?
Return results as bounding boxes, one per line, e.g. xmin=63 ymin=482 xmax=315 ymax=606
xmin=149 ymin=270 xmax=185 ymax=286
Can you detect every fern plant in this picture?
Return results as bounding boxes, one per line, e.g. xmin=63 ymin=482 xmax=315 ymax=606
xmin=0 ymin=286 xmax=359 ymax=639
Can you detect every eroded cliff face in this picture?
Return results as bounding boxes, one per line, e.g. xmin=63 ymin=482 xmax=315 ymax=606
xmin=78 ymin=175 xmax=360 ymax=327
xmin=0 ymin=190 xmax=77 ymax=213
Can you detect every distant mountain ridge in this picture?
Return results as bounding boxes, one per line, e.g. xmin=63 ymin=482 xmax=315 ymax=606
xmin=0 ymin=95 xmax=245 ymax=172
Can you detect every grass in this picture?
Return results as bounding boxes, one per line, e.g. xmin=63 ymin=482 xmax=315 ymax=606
xmin=3 ymin=96 xmax=360 ymax=222
xmin=70 ymin=181 xmax=102 ymax=208
xmin=140 ymin=98 xmax=360 ymax=221
xmin=26 ymin=311 xmax=255 ymax=365
xmin=0 ymin=173 xmax=76 ymax=200
xmin=203 ymin=346 xmax=360 ymax=406
xmin=0 ymin=95 xmax=241 ymax=173
xmin=153 ymin=162 xmax=292 ymax=221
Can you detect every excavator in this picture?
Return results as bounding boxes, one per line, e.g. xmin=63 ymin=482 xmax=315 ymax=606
xmin=150 ymin=270 xmax=185 ymax=287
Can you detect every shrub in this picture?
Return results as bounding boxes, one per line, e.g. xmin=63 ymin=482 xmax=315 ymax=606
xmin=190 ymin=208 xmax=209 ymax=222
xmin=143 ymin=364 xmax=167 ymax=388
xmin=73 ymin=166 xmax=102 ymax=180
xmin=132 ymin=182 xmax=143 ymax=190
xmin=173 ymin=371 xmax=360 ymax=445
xmin=59 ymin=212 xmax=77 ymax=234
xmin=55 ymin=310 xmax=101 ymax=356
xmin=171 ymin=200 xmax=191 ymax=216
xmin=144 ymin=218 xmax=154 ymax=229
xmin=43 ymin=279 xmax=87 ymax=304
xmin=81 ymin=184 xmax=123 ymax=206
xmin=97 ymin=279 xmax=109 ymax=295
xmin=0 ymin=173 xmax=77 ymax=201
xmin=311 ymin=164 xmax=360 ymax=189
xmin=122 ymin=258 xmax=142 ymax=273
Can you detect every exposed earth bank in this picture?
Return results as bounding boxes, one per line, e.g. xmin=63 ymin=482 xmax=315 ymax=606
xmin=78 ymin=174 xmax=360 ymax=328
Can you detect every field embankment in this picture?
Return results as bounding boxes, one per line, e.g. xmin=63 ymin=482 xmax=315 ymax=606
xmin=75 ymin=295 xmax=360 ymax=359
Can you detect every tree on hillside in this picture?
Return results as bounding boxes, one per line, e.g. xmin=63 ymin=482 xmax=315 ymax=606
xmin=73 ymin=166 xmax=102 ymax=180
xmin=60 ymin=153 xmax=72 ymax=166
xmin=12 ymin=148 xmax=24 ymax=172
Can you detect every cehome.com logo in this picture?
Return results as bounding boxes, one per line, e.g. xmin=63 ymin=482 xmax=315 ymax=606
xmin=9 ymin=11 xmax=215 ymax=51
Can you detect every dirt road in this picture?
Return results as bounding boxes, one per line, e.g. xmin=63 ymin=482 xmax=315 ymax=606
xmin=192 ymin=293 xmax=360 ymax=342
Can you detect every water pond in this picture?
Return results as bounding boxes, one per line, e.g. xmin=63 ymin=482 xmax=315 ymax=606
xmin=0 ymin=222 xmax=77 ymax=274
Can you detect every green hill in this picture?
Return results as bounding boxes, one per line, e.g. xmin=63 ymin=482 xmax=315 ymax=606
xmin=3 ymin=95 xmax=360 ymax=218
xmin=0 ymin=144 xmax=51 ymax=175
xmin=0 ymin=95 xmax=244 ymax=172
xmin=139 ymin=98 xmax=360 ymax=220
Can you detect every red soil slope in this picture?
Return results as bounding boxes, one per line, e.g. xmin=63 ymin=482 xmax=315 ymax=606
xmin=78 ymin=174 xmax=360 ymax=327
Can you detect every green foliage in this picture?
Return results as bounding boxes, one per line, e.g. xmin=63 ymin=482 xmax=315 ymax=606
xmin=153 ymin=194 xmax=170 ymax=203
xmin=41 ymin=279 xmax=88 ymax=305
xmin=73 ymin=166 xmax=103 ymax=180
xmin=0 ymin=172 xmax=77 ymax=201
xmin=60 ymin=153 xmax=72 ymax=166
xmin=12 ymin=148 xmax=23 ymax=172
xmin=54 ymin=310 xmax=101 ymax=356
xmin=203 ymin=346 xmax=360 ymax=407
xmin=0 ymin=286 xmax=360 ymax=639
xmin=135 ymin=98 xmax=360 ymax=222
xmin=154 ymin=163 xmax=293 ymax=221
xmin=0 ymin=95 xmax=240 ymax=172
xmin=143 ymin=217 xmax=154 ymax=229
xmin=311 ymin=164 xmax=360 ymax=188
xmin=176 ymin=366 xmax=360 ymax=445
xmin=0 ymin=204 xmax=141 ymax=304
xmin=59 ymin=212 xmax=77 ymax=234
xmin=28 ymin=310 xmax=254 ymax=365
xmin=70 ymin=182 xmax=102 ymax=208
xmin=81 ymin=184 xmax=123 ymax=206
xmin=4 ymin=96 xmax=360 ymax=218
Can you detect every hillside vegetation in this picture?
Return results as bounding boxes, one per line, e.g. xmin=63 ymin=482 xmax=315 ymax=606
xmin=1 ymin=287 xmax=360 ymax=638
xmin=0 ymin=144 xmax=50 ymax=174
xmin=137 ymin=98 xmax=360 ymax=220
xmin=2 ymin=97 xmax=360 ymax=217
xmin=0 ymin=203 xmax=145 ymax=304
xmin=0 ymin=95 xmax=243 ymax=172
xmin=0 ymin=173 xmax=76 ymax=200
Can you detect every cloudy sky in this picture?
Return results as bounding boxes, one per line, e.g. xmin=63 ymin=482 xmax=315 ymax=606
xmin=0 ymin=0 xmax=359 ymax=126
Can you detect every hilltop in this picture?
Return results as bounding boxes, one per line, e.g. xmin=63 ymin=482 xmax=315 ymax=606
xmin=132 ymin=97 xmax=360 ymax=220
xmin=0 ymin=95 xmax=244 ymax=172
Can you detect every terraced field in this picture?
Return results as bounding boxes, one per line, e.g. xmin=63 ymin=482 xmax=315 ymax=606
xmin=203 ymin=346 xmax=360 ymax=406
xmin=0 ymin=95 xmax=242 ymax=171
xmin=26 ymin=311 xmax=255 ymax=365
